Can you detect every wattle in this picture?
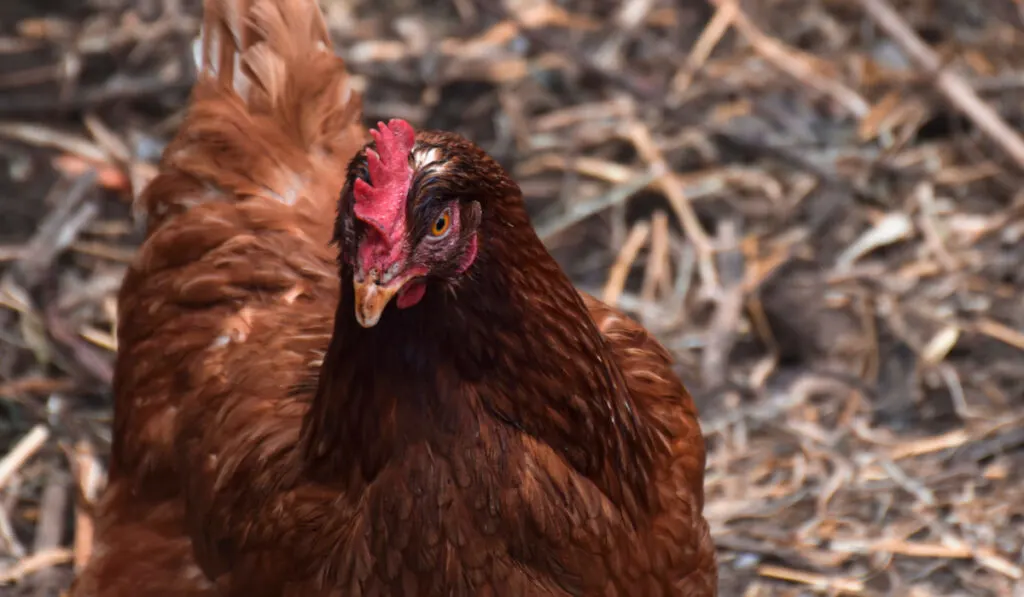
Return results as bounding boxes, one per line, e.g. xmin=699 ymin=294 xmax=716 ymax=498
xmin=396 ymin=279 xmax=427 ymax=308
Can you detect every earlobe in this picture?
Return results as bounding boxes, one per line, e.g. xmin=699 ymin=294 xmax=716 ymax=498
xmin=465 ymin=201 xmax=482 ymax=230
xmin=456 ymin=233 xmax=478 ymax=274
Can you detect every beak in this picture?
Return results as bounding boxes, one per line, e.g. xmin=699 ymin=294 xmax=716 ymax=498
xmin=353 ymin=277 xmax=403 ymax=328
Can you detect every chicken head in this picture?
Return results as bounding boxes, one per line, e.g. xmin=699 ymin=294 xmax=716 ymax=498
xmin=341 ymin=119 xmax=485 ymax=327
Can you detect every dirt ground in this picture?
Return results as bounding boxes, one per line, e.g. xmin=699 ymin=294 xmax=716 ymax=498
xmin=1 ymin=0 xmax=1023 ymax=595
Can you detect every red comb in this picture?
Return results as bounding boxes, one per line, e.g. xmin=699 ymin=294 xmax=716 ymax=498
xmin=353 ymin=119 xmax=416 ymax=240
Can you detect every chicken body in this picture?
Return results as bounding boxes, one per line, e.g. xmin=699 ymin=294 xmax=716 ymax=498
xmin=70 ymin=0 xmax=717 ymax=595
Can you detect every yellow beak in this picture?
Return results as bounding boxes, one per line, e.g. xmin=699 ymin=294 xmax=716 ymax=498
xmin=352 ymin=278 xmax=403 ymax=328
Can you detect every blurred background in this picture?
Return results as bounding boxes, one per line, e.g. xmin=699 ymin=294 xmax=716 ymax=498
xmin=1 ymin=0 xmax=1023 ymax=594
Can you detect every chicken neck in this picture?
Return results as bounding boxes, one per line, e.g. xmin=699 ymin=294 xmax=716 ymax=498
xmin=303 ymin=199 xmax=654 ymax=510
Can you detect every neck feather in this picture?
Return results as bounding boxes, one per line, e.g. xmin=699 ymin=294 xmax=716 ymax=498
xmin=301 ymin=198 xmax=653 ymax=507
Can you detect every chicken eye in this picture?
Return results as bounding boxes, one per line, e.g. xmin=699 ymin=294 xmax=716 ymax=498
xmin=430 ymin=210 xmax=451 ymax=237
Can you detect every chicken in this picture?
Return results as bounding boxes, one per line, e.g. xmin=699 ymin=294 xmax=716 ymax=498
xmin=71 ymin=0 xmax=717 ymax=595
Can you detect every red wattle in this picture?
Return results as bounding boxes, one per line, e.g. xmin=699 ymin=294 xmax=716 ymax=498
xmin=396 ymin=279 xmax=427 ymax=309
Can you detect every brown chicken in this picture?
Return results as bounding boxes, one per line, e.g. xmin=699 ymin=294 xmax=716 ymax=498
xmin=70 ymin=0 xmax=717 ymax=595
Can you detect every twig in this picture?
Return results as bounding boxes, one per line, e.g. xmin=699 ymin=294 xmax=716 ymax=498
xmin=602 ymin=220 xmax=651 ymax=306
xmin=71 ymin=440 xmax=104 ymax=572
xmin=625 ymin=121 xmax=719 ymax=290
xmin=640 ymin=210 xmax=671 ymax=303
xmin=709 ymin=0 xmax=869 ymax=117
xmin=701 ymin=220 xmax=745 ymax=388
xmin=535 ymin=169 xmax=659 ymax=241
xmin=31 ymin=471 xmax=70 ymax=597
xmin=0 ymin=246 xmax=29 ymax=262
xmin=0 ymin=549 xmax=73 ymax=585
xmin=974 ymin=317 xmax=1024 ymax=352
xmin=44 ymin=304 xmax=115 ymax=385
xmin=757 ymin=564 xmax=865 ymax=594
xmin=670 ymin=0 xmax=738 ymax=100
xmin=857 ymin=0 xmax=1024 ymax=170
xmin=0 ymin=170 xmax=100 ymax=381
xmin=0 ymin=75 xmax=192 ymax=117
xmin=0 ymin=123 xmax=107 ymax=163
xmin=4 ymin=171 xmax=99 ymax=290
xmin=0 ymin=502 xmax=24 ymax=558
xmin=0 ymin=425 xmax=50 ymax=490
xmin=0 ymin=377 xmax=76 ymax=397
xmin=496 ymin=9 xmax=661 ymax=99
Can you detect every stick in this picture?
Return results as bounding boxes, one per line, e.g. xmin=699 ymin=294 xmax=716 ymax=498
xmin=535 ymin=169 xmax=659 ymax=242
xmin=0 ymin=425 xmax=50 ymax=490
xmin=857 ymin=0 xmax=1024 ymax=170
xmin=31 ymin=471 xmax=70 ymax=597
xmin=602 ymin=220 xmax=651 ymax=306
xmin=626 ymin=121 xmax=720 ymax=290
xmin=709 ymin=0 xmax=869 ymax=117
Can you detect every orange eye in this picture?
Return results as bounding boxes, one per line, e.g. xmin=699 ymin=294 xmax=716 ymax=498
xmin=431 ymin=210 xmax=451 ymax=237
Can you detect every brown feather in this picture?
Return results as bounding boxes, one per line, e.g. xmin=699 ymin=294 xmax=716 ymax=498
xmin=70 ymin=0 xmax=362 ymax=593
xmin=72 ymin=0 xmax=716 ymax=594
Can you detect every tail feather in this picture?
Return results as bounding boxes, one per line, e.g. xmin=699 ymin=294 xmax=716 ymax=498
xmin=137 ymin=0 xmax=365 ymax=235
xmin=195 ymin=0 xmax=333 ymax=107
